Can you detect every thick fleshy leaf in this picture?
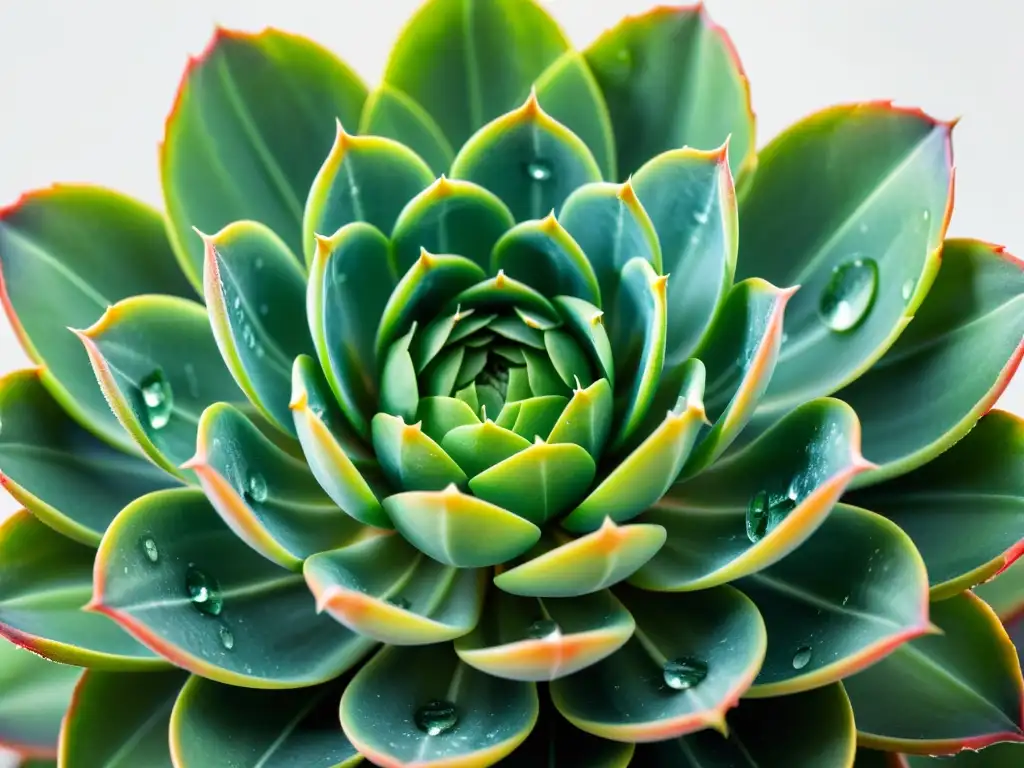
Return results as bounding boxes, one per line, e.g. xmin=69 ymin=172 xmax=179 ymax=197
xmin=371 ymin=414 xmax=468 ymax=492
xmin=91 ymin=488 xmax=374 ymax=688
xmin=499 ymin=395 xmax=569 ymax=442
xmin=976 ymin=558 xmax=1024 ymax=623
xmin=496 ymin=519 xmax=666 ymax=598
xmin=440 ymin=421 xmax=531 ymax=478
xmin=341 ymin=642 xmax=538 ymax=768
xmin=58 ymin=669 xmax=185 ymax=768
xmin=381 ymin=0 xmax=568 ymax=151
xmin=547 ymin=378 xmax=614 ymax=459
xmin=161 ymin=28 xmax=366 ymax=284
xmin=905 ymin=743 xmax=1024 ymax=767
xmin=303 ymin=125 xmax=434 ymax=263
xmin=584 ymin=6 xmax=754 ymax=179
xmin=359 ymin=83 xmax=454 ymax=175
xmin=0 ymin=370 xmax=176 ymax=546
xmin=554 ymin=297 xmax=615 ymax=386
xmin=842 ymin=239 xmax=1024 ymax=486
xmin=854 ymin=750 xmax=906 ymax=768
xmin=417 ymin=396 xmax=481 ymax=444
xmin=846 ymin=592 xmax=1024 ymax=754
xmin=0 ymin=638 xmax=80 ymax=759
xmin=633 ymin=684 xmax=856 ymax=767
xmin=201 ymin=221 xmax=312 ymax=433
xmin=633 ymin=144 xmax=739 ymax=364
xmin=849 ymin=410 xmax=1024 ymax=599
xmin=304 ymin=532 xmax=484 ymax=645
xmin=741 ymin=504 xmax=930 ymax=697
xmin=383 ymin=485 xmax=541 ymax=568
xmin=0 ymin=186 xmax=193 ymax=451
xmin=0 ymin=511 xmax=163 ymax=669
xmin=186 ymin=403 xmax=358 ymax=570
xmin=633 ymin=398 xmax=870 ymax=590
xmin=497 ymin=697 xmax=633 ymax=767
xmin=452 ymin=273 xmax=559 ymax=322
xmin=170 ymin=675 xmax=362 ymax=768
xmin=450 ymin=92 xmax=603 ymax=222
xmin=75 ymin=294 xmax=243 ymax=478
xmin=379 ymin=324 xmax=420 ymax=422
xmin=738 ymin=104 xmax=953 ymax=424
xmin=551 ymin=586 xmax=766 ymax=741
xmin=455 ymin=589 xmax=634 ymax=681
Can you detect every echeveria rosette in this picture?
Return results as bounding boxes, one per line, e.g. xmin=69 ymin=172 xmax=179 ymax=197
xmin=0 ymin=2 xmax=1022 ymax=767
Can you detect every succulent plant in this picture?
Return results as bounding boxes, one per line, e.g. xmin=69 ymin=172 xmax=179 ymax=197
xmin=1 ymin=1 xmax=1023 ymax=766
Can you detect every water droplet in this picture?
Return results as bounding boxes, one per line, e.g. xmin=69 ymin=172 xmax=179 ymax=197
xmin=258 ymin=303 xmax=269 ymax=316
xmin=663 ymin=657 xmax=708 ymax=691
xmin=818 ymin=257 xmax=879 ymax=332
xmin=792 ymin=646 xmax=812 ymax=669
xmin=139 ymin=370 xmax=173 ymax=430
xmin=525 ymin=619 xmax=559 ymax=639
xmin=245 ymin=473 xmax=268 ymax=504
xmin=693 ymin=208 xmax=709 ymax=225
xmin=185 ymin=565 xmax=223 ymax=616
xmin=219 ymin=625 xmax=234 ymax=650
xmin=524 ymin=160 xmax=552 ymax=182
xmin=781 ymin=332 xmax=789 ymax=344
xmin=386 ymin=596 xmax=411 ymax=610
xmin=746 ymin=490 xmax=770 ymax=542
xmin=255 ymin=257 xmax=264 ymax=270
xmin=233 ymin=296 xmax=241 ymax=310
xmin=141 ymin=537 xmax=159 ymax=563
xmin=901 ymin=278 xmax=915 ymax=302
xmin=415 ymin=700 xmax=458 ymax=736
xmin=922 ymin=209 xmax=931 ymax=222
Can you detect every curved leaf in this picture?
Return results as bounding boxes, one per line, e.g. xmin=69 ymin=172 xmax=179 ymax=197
xmin=359 ymin=83 xmax=455 ymax=175
xmin=976 ymin=558 xmax=1024 ymax=624
xmin=371 ymin=413 xmax=467 ymax=492
xmin=452 ymin=272 xmax=559 ymax=321
xmin=341 ymin=642 xmax=538 ymax=768
xmin=633 ymin=398 xmax=871 ymax=590
xmin=550 ymin=586 xmax=766 ymax=741
xmin=553 ymin=297 xmax=615 ymax=387
xmin=499 ymin=395 xmax=569 ymax=443
xmin=742 ymin=504 xmax=930 ymax=697
xmin=0 ymin=511 xmax=164 ymax=669
xmin=0 ymin=370 xmax=176 ymax=546
xmin=440 ymin=420 xmax=531 ymax=478
xmin=842 ymin=239 xmax=1024 ymax=486
xmin=91 ymin=488 xmax=374 ymax=688
xmin=417 ymin=396 xmax=481 ymax=444
xmin=58 ymin=669 xmax=185 ymax=768
xmin=547 ymin=377 xmax=613 ymax=459
xmin=846 ymin=592 xmax=1024 ymax=754
xmin=905 ymin=742 xmax=1024 ymax=767
xmin=0 ymin=185 xmax=193 ymax=450
xmin=0 ymin=638 xmax=79 ymax=759
xmin=497 ymin=697 xmax=633 ymax=767
xmin=161 ymin=28 xmax=366 ymax=285
xmin=584 ymin=5 xmax=754 ymax=179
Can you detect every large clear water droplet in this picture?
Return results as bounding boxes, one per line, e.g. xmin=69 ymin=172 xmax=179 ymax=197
xmin=141 ymin=537 xmax=159 ymax=564
xmin=901 ymin=278 xmax=915 ymax=302
xmin=746 ymin=490 xmax=770 ymax=542
xmin=185 ymin=565 xmax=223 ymax=616
xmin=525 ymin=619 xmax=559 ymax=639
xmin=245 ymin=472 xmax=268 ymax=504
xmin=219 ymin=625 xmax=235 ymax=650
xmin=663 ymin=657 xmax=708 ymax=691
xmin=792 ymin=646 xmax=812 ymax=670
xmin=415 ymin=700 xmax=458 ymax=736
xmin=524 ymin=160 xmax=552 ymax=182
xmin=139 ymin=370 xmax=173 ymax=430
xmin=818 ymin=257 xmax=879 ymax=332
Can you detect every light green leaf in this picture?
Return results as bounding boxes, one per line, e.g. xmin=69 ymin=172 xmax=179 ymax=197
xmin=359 ymin=83 xmax=455 ymax=175
xmin=371 ymin=413 xmax=468 ymax=492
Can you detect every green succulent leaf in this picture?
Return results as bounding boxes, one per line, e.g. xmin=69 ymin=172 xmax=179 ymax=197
xmin=976 ymin=558 xmax=1024 ymax=623
xmin=371 ymin=414 xmax=468 ymax=491
xmin=304 ymin=532 xmax=484 ymax=645
xmin=58 ymin=669 xmax=186 ymax=768
xmin=0 ymin=186 xmax=194 ymax=451
xmin=737 ymin=104 xmax=953 ymax=427
xmin=845 ymin=592 xmax=1024 ymax=754
xmin=340 ymin=643 xmax=538 ymax=767
xmin=904 ymin=743 xmax=1024 ymax=767
xmin=188 ymin=403 xmax=359 ymax=570
xmin=379 ymin=323 xmax=420 ymax=422
xmin=440 ymin=420 xmax=531 ymax=478
xmin=91 ymin=488 xmax=374 ymax=688
xmin=0 ymin=637 xmax=80 ymax=759
xmin=450 ymin=93 xmax=603 ymax=222
xmin=417 ymin=396 xmax=482 ymax=443
xmin=359 ymin=83 xmax=455 ymax=175
xmin=551 ymin=586 xmax=766 ymax=741
xmin=498 ymin=395 xmax=570 ymax=442
xmin=632 ymin=684 xmax=856 ymax=766
xmin=455 ymin=589 xmax=634 ymax=681
xmin=202 ymin=221 xmax=313 ymax=434
xmin=849 ymin=410 xmax=1024 ymax=599
xmin=633 ymin=145 xmax=739 ymax=365
xmin=842 ymin=239 xmax=1024 ymax=486
xmin=453 ymin=273 xmax=559 ymax=322
xmin=633 ymin=398 xmax=870 ymax=590
xmin=742 ymin=503 xmax=930 ymax=697
xmin=553 ymin=298 xmax=615 ymax=387
xmin=546 ymin=378 xmax=614 ymax=459
xmin=584 ymin=5 xmax=755 ymax=180
xmin=853 ymin=749 xmax=906 ymax=768
xmin=170 ymin=675 xmax=362 ymax=768
xmin=0 ymin=370 xmax=176 ymax=546
xmin=381 ymin=0 xmax=569 ymax=152
xmin=162 ymin=28 xmax=367 ymax=285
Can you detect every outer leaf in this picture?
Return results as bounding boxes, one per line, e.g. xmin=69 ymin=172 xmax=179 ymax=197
xmin=0 ymin=638 xmax=80 ymax=759
xmin=359 ymin=83 xmax=455 ymax=175
xmin=382 ymin=0 xmax=568 ymax=151
xmin=91 ymin=489 xmax=374 ymax=688
xmin=340 ymin=643 xmax=538 ymax=768
xmin=58 ymin=669 xmax=186 ymax=768
xmin=0 ymin=370 xmax=176 ymax=546
xmin=0 ymin=511 xmax=164 ymax=669
xmin=976 ymin=558 xmax=1024 ymax=624
xmin=633 ymin=398 xmax=871 ymax=590
xmin=584 ymin=6 xmax=755 ymax=179
xmin=738 ymin=104 xmax=953 ymax=423
xmin=846 ymin=592 xmax=1024 ymax=754
xmin=170 ymin=675 xmax=362 ymax=768
xmin=0 ymin=186 xmax=193 ymax=451
xmin=905 ymin=743 xmax=1024 ymax=766
xmin=497 ymin=697 xmax=633 ymax=767
xmin=371 ymin=414 xmax=468 ymax=492
xmin=161 ymin=28 xmax=366 ymax=285
xmin=849 ymin=410 xmax=1024 ymax=598
xmin=842 ymin=239 xmax=1024 ymax=486
xmin=201 ymin=221 xmax=313 ymax=433
xmin=742 ymin=504 xmax=930 ymax=697
xmin=551 ymin=586 xmax=766 ymax=741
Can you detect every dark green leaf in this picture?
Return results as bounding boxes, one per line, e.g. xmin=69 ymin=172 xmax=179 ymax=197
xmin=905 ymin=742 xmax=1024 ymax=766
xmin=976 ymin=558 xmax=1024 ymax=624
xmin=0 ymin=637 xmax=79 ymax=759
xmin=497 ymin=696 xmax=633 ymax=767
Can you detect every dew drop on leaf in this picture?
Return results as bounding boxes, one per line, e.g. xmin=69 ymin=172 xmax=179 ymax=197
xmin=901 ymin=278 xmax=915 ymax=302
xmin=524 ymin=160 xmax=552 ymax=182
xmin=139 ymin=370 xmax=173 ymax=430
xmin=245 ymin=472 xmax=268 ymax=504
xmin=141 ymin=536 xmax=159 ymax=564
xmin=525 ymin=619 xmax=559 ymax=639
xmin=218 ymin=625 xmax=235 ymax=650
xmin=663 ymin=657 xmax=708 ymax=691
xmin=746 ymin=490 xmax=770 ymax=542
xmin=792 ymin=646 xmax=812 ymax=669
xmin=185 ymin=565 xmax=223 ymax=616
xmin=414 ymin=700 xmax=458 ymax=736
xmin=818 ymin=257 xmax=879 ymax=332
